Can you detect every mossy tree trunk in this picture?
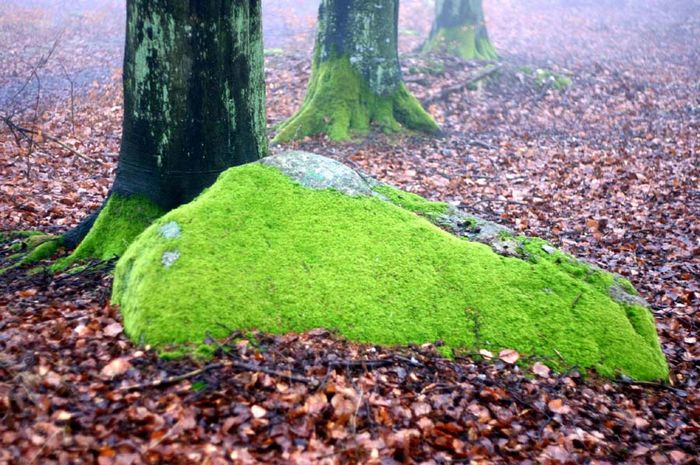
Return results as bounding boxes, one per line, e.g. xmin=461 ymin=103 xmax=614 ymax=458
xmin=422 ymin=0 xmax=498 ymax=60
xmin=273 ymin=0 xmax=439 ymax=143
xmin=56 ymin=0 xmax=267 ymax=268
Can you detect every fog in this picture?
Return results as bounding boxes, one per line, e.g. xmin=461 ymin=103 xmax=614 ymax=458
xmin=1 ymin=0 xmax=698 ymax=108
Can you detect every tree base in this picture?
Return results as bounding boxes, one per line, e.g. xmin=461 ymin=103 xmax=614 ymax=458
xmin=273 ymin=57 xmax=439 ymax=143
xmin=0 ymin=232 xmax=63 ymax=274
xmin=52 ymin=194 xmax=163 ymax=271
xmin=422 ymin=26 xmax=498 ymax=61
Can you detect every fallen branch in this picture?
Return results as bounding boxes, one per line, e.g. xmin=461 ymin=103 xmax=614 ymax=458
xmin=118 ymin=358 xmax=314 ymax=392
xmin=614 ymin=378 xmax=687 ymax=397
xmin=423 ymin=64 xmax=503 ymax=106
xmin=2 ymin=117 xmax=104 ymax=166
xmin=468 ymin=139 xmax=498 ymax=151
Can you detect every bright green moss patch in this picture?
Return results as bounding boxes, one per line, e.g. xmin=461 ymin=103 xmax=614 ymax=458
xmin=0 ymin=232 xmax=63 ymax=274
xmin=374 ymin=185 xmax=450 ymax=221
xmin=113 ymin=162 xmax=668 ymax=381
xmin=534 ymin=68 xmax=573 ymax=90
xmin=422 ymin=26 xmax=498 ymax=61
xmin=273 ymin=56 xmax=439 ymax=143
xmin=54 ymin=194 xmax=163 ymax=270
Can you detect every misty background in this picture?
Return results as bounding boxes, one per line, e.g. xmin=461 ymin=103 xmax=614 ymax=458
xmin=1 ymin=0 xmax=698 ymax=110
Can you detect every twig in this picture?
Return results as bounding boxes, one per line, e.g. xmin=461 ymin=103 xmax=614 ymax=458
xmin=325 ymin=358 xmax=394 ymax=369
xmin=118 ymin=363 xmax=224 ymax=392
xmin=59 ymin=63 xmax=76 ymax=132
xmin=614 ymin=378 xmax=687 ymax=397
xmin=2 ymin=117 xmax=103 ymax=166
xmin=423 ymin=64 xmax=503 ymax=106
xmin=118 ymin=358 xmax=314 ymax=393
xmin=468 ymin=139 xmax=498 ymax=151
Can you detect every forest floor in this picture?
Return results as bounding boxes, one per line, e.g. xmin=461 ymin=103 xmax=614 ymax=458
xmin=0 ymin=0 xmax=698 ymax=463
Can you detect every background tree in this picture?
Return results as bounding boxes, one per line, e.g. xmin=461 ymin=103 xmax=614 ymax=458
xmin=422 ymin=0 xmax=498 ymax=60
xmin=30 ymin=0 xmax=267 ymax=268
xmin=274 ymin=0 xmax=439 ymax=143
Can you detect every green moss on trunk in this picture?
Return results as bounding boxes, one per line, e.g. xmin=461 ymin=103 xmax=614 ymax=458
xmin=423 ymin=0 xmax=498 ymax=60
xmin=275 ymin=0 xmax=438 ymax=142
xmin=273 ymin=56 xmax=438 ymax=142
xmin=53 ymin=194 xmax=163 ymax=270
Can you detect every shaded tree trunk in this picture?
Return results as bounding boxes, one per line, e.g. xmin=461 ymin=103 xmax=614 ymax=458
xmin=59 ymin=0 xmax=267 ymax=267
xmin=274 ymin=0 xmax=439 ymax=143
xmin=423 ymin=0 xmax=498 ymax=60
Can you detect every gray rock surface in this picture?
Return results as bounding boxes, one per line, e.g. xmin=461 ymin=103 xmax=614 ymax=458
xmin=260 ymin=151 xmax=374 ymax=197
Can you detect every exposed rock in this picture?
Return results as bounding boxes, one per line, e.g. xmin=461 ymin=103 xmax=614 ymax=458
xmin=113 ymin=151 xmax=668 ymax=381
xmin=260 ymin=151 xmax=374 ymax=197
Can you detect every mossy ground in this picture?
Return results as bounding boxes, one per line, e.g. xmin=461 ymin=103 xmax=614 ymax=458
xmin=422 ymin=26 xmax=498 ymax=61
xmin=373 ymin=185 xmax=450 ymax=221
xmin=273 ymin=56 xmax=439 ymax=143
xmin=113 ymin=163 xmax=667 ymax=381
xmin=53 ymin=194 xmax=163 ymax=271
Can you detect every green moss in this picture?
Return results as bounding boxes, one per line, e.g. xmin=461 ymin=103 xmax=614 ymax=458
xmin=422 ymin=26 xmax=498 ymax=61
xmin=373 ymin=185 xmax=450 ymax=221
xmin=113 ymin=164 xmax=668 ymax=381
xmin=263 ymin=48 xmax=284 ymax=57
xmin=535 ymin=68 xmax=573 ymax=90
xmin=273 ymin=56 xmax=439 ymax=143
xmin=54 ymin=194 xmax=163 ymax=270
xmin=0 ymin=233 xmax=63 ymax=275
xmin=20 ymin=239 xmax=62 ymax=265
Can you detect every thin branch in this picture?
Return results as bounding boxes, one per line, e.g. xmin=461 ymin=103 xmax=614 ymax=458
xmin=423 ymin=64 xmax=503 ymax=106
xmin=2 ymin=117 xmax=103 ymax=166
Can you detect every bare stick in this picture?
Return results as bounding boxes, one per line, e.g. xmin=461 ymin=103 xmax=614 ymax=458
xmin=118 ymin=358 xmax=313 ymax=393
xmin=423 ymin=64 xmax=503 ymax=106
xmin=2 ymin=117 xmax=103 ymax=166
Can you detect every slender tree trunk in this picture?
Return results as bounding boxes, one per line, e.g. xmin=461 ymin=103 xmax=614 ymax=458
xmin=58 ymin=0 xmax=267 ymax=267
xmin=423 ymin=0 xmax=498 ymax=60
xmin=274 ymin=0 xmax=439 ymax=143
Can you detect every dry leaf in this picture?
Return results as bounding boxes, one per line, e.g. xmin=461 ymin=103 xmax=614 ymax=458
xmin=103 ymin=322 xmax=123 ymax=337
xmin=532 ymin=362 xmax=551 ymax=378
xmin=499 ymin=349 xmax=520 ymax=364
xmin=101 ymin=358 xmax=131 ymax=378
xmin=251 ymin=405 xmax=267 ymax=419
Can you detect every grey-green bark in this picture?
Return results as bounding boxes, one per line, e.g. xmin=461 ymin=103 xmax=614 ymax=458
xmin=274 ymin=0 xmax=438 ymax=142
xmin=423 ymin=0 xmax=498 ymax=60
xmin=56 ymin=0 xmax=268 ymax=266
xmin=315 ymin=0 xmax=403 ymax=96
xmin=114 ymin=0 xmax=267 ymax=210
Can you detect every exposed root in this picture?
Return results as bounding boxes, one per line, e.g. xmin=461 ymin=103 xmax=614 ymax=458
xmin=52 ymin=193 xmax=163 ymax=271
xmin=273 ymin=56 xmax=439 ymax=143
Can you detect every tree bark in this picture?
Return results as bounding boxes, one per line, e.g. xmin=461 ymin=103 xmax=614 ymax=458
xmin=423 ymin=0 xmax=498 ymax=60
xmin=60 ymin=0 xmax=267 ymax=267
xmin=274 ymin=0 xmax=439 ymax=143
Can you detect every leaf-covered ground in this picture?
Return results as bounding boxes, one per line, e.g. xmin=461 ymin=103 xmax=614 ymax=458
xmin=0 ymin=0 xmax=698 ymax=463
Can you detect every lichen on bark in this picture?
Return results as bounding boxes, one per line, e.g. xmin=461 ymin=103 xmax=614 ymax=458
xmin=274 ymin=0 xmax=438 ymax=142
xmin=52 ymin=0 xmax=267 ymax=269
xmin=422 ymin=0 xmax=498 ymax=61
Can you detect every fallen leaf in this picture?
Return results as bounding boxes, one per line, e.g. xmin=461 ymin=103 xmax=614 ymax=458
xmin=548 ymin=399 xmax=572 ymax=414
xmin=499 ymin=349 xmax=520 ymax=364
xmin=251 ymin=405 xmax=267 ymax=419
xmin=532 ymin=362 xmax=551 ymax=378
xmin=101 ymin=358 xmax=131 ymax=378
xmin=103 ymin=322 xmax=123 ymax=337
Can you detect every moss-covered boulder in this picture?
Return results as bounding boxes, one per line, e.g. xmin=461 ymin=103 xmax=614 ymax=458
xmin=113 ymin=151 xmax=668 ymax=381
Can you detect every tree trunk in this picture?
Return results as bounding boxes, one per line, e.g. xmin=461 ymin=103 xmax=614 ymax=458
xmin=274 ymin=0 xmax=439 ymax=143
xmin=60 ymin=0 xmax=267 ymax=267
xmin=422 ymin=0 xmax=498 ymax=60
